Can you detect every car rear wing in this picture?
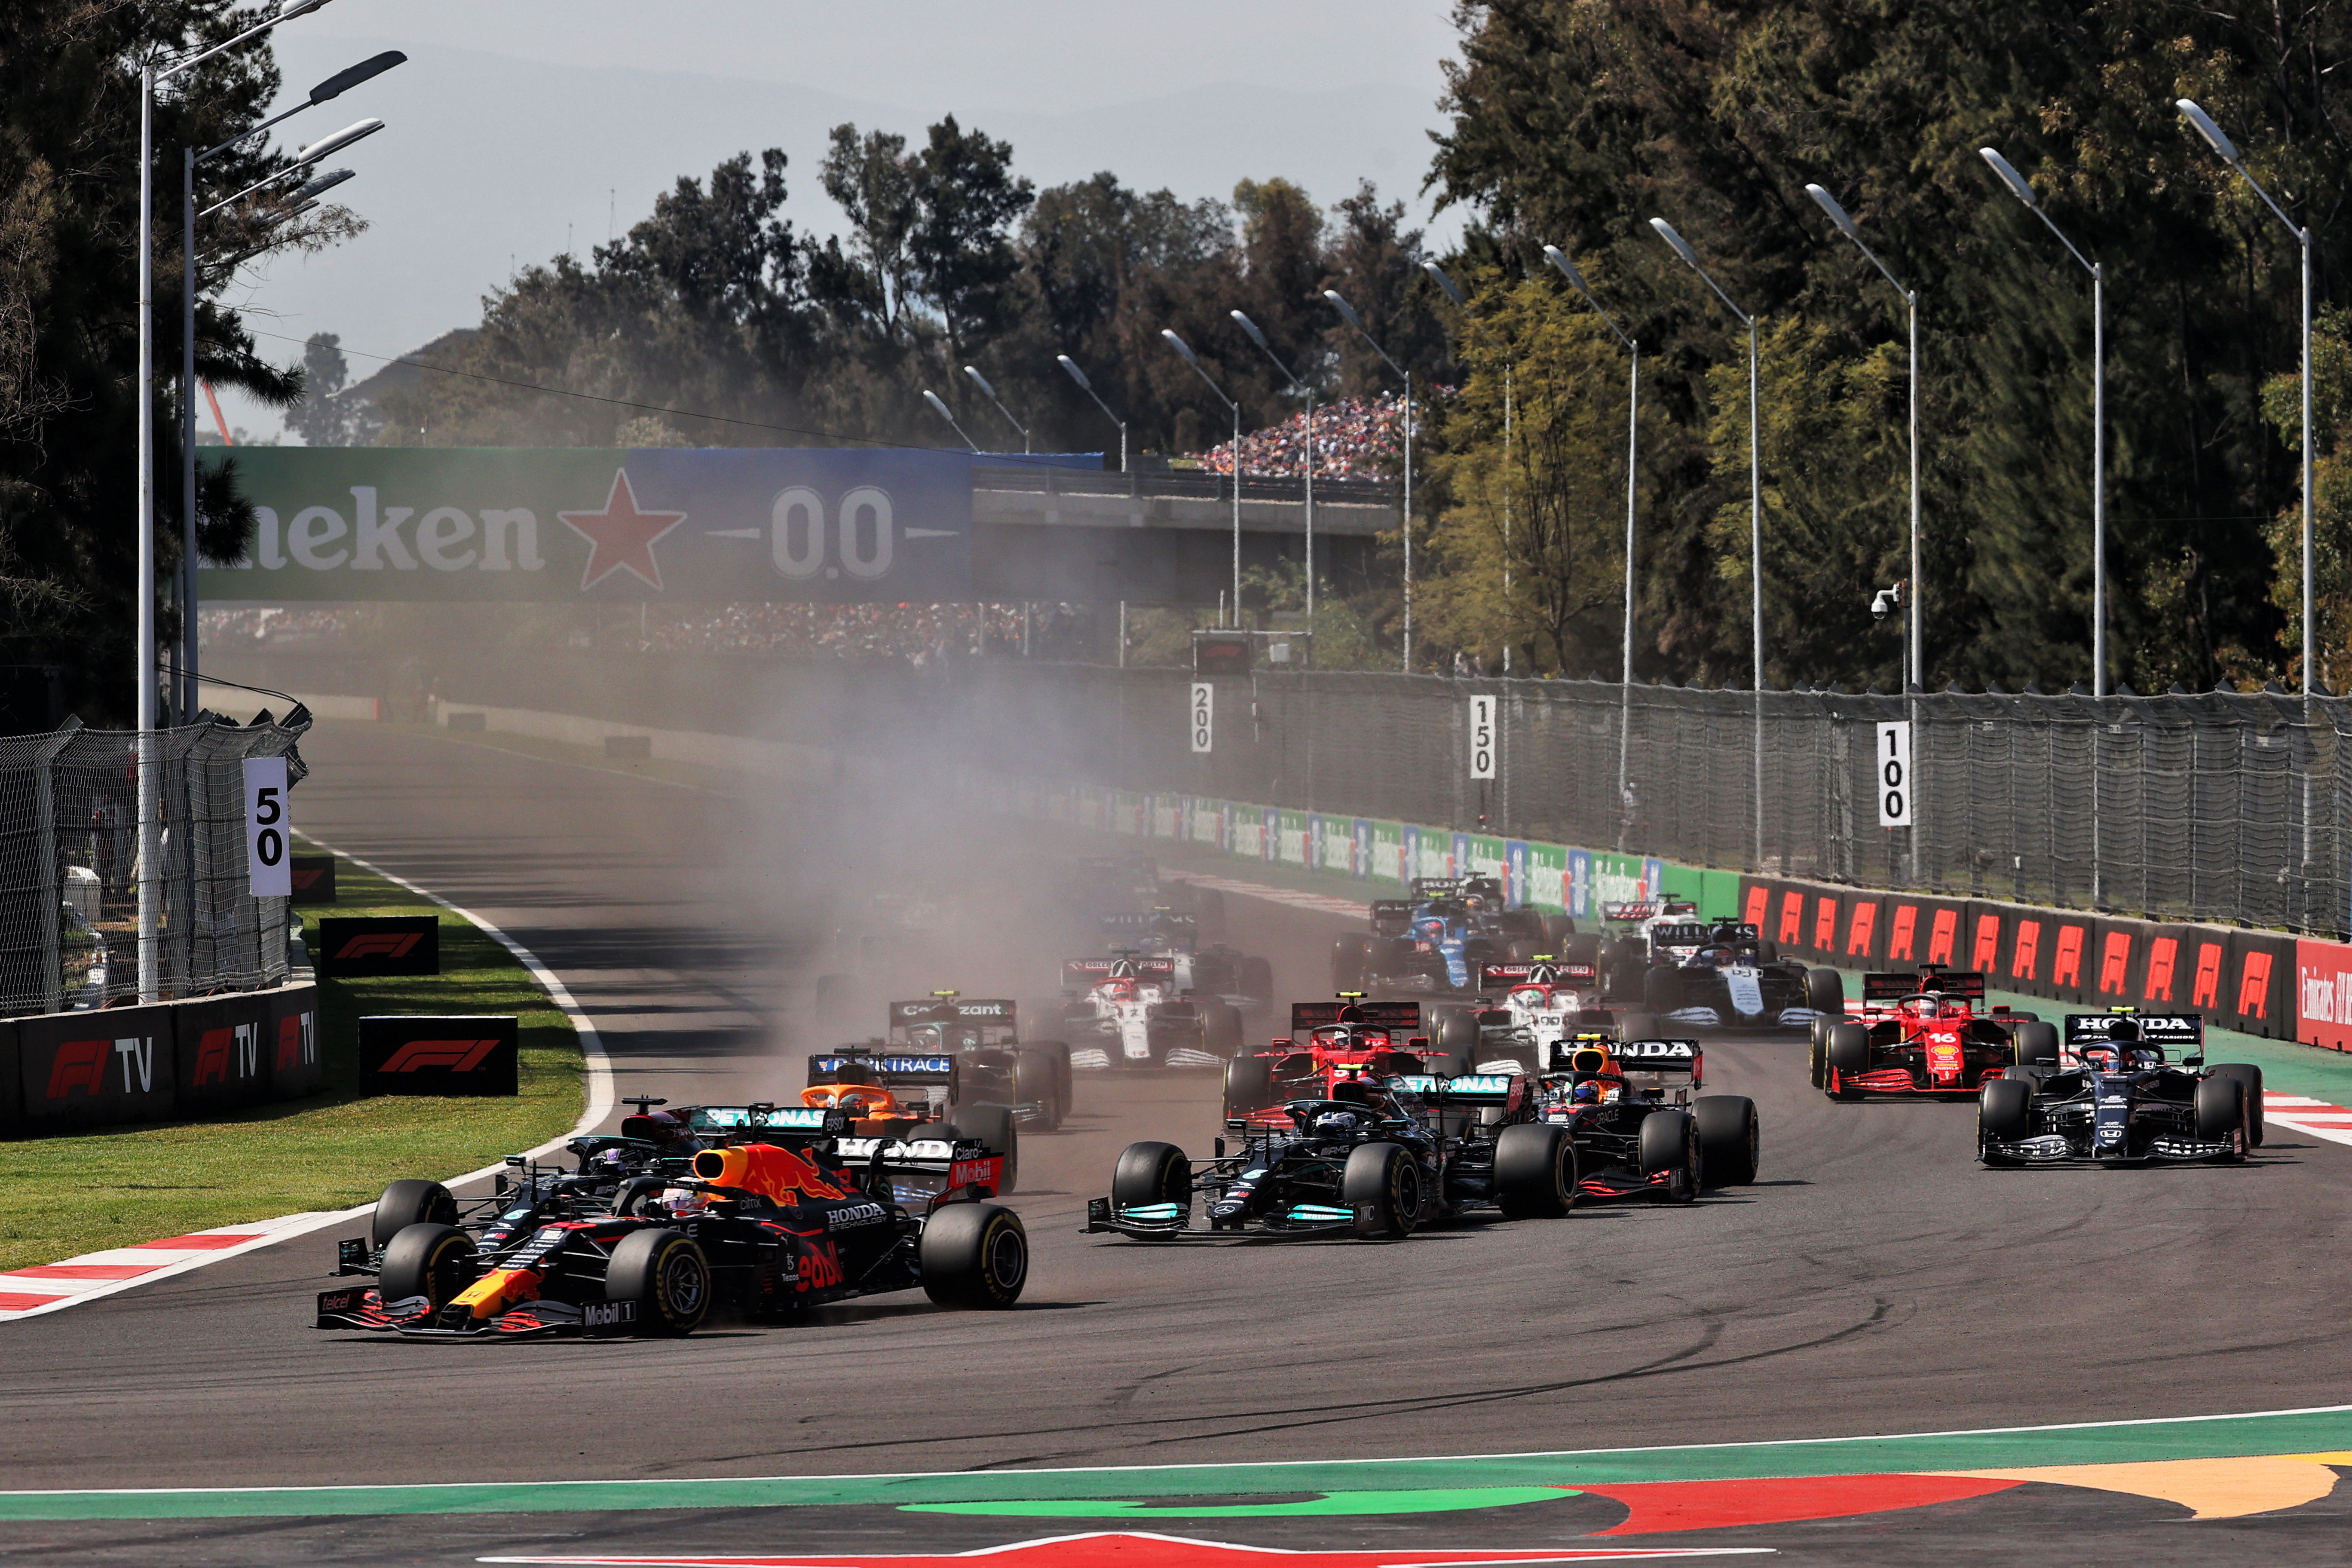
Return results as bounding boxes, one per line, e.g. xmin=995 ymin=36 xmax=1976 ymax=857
xmin=1478 ymin=961 xmax=1598 ymax=992
xmin=831 ymin=1133 xmax=1009 ymax=1205
xmin=1060 ymin=956 xmax=1176 ymax=991
xmin=1550 ymin=1037 xmax=1703 ymax=1078
xmin=1101 ymin=910 xmax=1195 ymax=935
xmin=678 ymin=1104 xmax=845 ymax=1146
xmin=1291 ymin=999 xmax=1424 ymax=1035
xmin=1409 ymin=878 xmax=1467 ymax=898
xmin=2064 ymin=1011 xmax=2205 ymax=1049
xmin=1391 ymin=1072 xmax=1520 ymax=1105
xmin=1599 ymin=901 xmax=1661 ymax=923
xmin=1369 ymin=899 xmax=1419 ymax=936
xmin=807 ymin=1051 xmax=960 ymax=1089
xmin=1862 ymin=970 xmax=1988 ymax=1001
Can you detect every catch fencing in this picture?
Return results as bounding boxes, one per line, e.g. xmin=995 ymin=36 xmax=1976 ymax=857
xmin=0 ymin=713 xmax=310 ymax=1015
xmin=952 ymin=666 xmax=2351 ymax=940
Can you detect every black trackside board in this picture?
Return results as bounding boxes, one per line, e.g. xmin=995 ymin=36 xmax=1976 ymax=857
xmin=1863 ymin=970 xmax=1988 ymax=1001
xmin=1290 ymin=1000 xmax=1424 ymax=1035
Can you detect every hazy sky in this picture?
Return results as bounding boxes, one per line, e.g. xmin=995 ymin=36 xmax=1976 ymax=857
xmin=214 ymin=1 xmax=1469 ymax=441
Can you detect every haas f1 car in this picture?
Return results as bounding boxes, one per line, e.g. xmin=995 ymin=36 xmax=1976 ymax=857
xmin=1978 ymin=1011 xmax=2265 ymax=1166
xmin=1332 ymin=877 xmax=1569 ymax=995
xmin=1639 ymin=921 xmax=1841 ymax=1029
xmin=1814 ymin=970 xmax=2054 ymax=1099
xmin=316 ymin=1112 xmax=1027 ymax=1338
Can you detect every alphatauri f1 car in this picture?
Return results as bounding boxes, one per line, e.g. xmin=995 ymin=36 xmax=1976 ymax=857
xmin=1977 ymin=1011 xmax=2265 ymax=1166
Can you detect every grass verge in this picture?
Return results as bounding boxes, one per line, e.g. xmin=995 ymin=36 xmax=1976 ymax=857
xmin=0 ymin=846 xmax=584 ymax=1272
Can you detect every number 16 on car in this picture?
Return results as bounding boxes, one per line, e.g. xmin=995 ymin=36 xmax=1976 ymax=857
xmin=1877 ymin=721 xmax=1913 ymax=829
xmin=244 ymin=756 xmax=292 ymax=896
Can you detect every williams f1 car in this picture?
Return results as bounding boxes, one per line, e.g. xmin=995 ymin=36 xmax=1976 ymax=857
xmin=1814 ymin=969 xmax=2053 ymax=1099
xmin=1641 ymin=922 xmax=1841 ymax=1029
xmin=1977 ymin=1011 xmax=2264 ymax=1166
xmin=316 ymin=1117 xmax=1027 ymax=1338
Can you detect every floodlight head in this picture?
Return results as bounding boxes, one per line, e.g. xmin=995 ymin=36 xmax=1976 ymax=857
xmin=1161 ymin=328 xmax=1201 ymax=367
xmin=922 ymin=389 xmax=956 ymax=420
xmin=294 ymin=117 xmax=383 ymax=165
xmin=276 ymin=0 xmax=333 ymax=19
xmin=1323 ymin=290 xmax=1366 ymax=333
xmin=1978 ymin=147 xmax=2040 ymax=208
xmin=1648 ymin=217 xmax=1702 ymax=271
xmin=290 ymin=167 xmax=355 ymax=202
xmin=1541 ymin=244 xmax=1590 ymax=293
xmin=1804 ymin=182 xmax=1861 ymax=240
xmin=2175 ymin=98 xmax=2239 ymax=164
xmin=1056 ymin=353 xmax=1092 ymax=391
xmin=1229 ymin=310 xmax=1272 ymax=353
xmin=1421 ymin=259 xmax=1468 ymax=308
xmin=963 ymin=364 xmax=998 ymax=399
xmin=309 ymin=49 xmax=404 ymax=104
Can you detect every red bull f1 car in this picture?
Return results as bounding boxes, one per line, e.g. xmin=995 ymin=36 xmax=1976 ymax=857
xmin=1528 ymin=1035 xmax=1758 ymax=1202
xmin=315 ymin=1114 xmax=1027 ymax=1338
xmin=1815 ymin=969 xmax=2054 ymax=1099
xmin=1978 ymin=1011 xmax=2264 ymax=1166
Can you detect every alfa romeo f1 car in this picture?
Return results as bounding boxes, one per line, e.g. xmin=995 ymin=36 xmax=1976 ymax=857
xmin=1528 ymin=1034 xmax=1760 ymax=1201
xmin=316 ymin=1116 xmax=1027 ymax=1338
xmin=1331 ymin=877 xmax=1568 ymax=994
xmin=1090 ymin=1070 xmax=1580 ymax=1240
xmin=1977 ymin=1011 xmax=2265 ymax=1166
xmin=1098 ymin=911 xmax=1275 ymax=1010
xmin=1219 ymin=999 xmax=1473 ymax=1120
xmin=1467 ymin=961 xmax=1656 ymax=1073
xmin=1060 ymin=955 xmax=1244 ymax=1069
xmin=1640 ymin=922 xmax=1841 ymax=1029
xmin=1815 ymin=969 xmax=2053 ymax=1099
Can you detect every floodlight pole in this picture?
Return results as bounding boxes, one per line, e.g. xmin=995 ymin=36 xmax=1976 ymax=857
xmin=1323 ymin=290 xmax=1416 ymax=672
xmin=1231 ymin=311 xmax=1315 ymax=626
xmin=1162 ymin=329 xmax=1242 ymax=625
xmin=1056 ymin=354 xmax=1127 ymax=472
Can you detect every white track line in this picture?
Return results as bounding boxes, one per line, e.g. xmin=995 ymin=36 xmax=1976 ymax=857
xmin=0 ymin=836 xmax=610 ymax=1325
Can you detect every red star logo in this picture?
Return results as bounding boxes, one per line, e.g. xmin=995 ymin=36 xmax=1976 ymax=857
xmin=558 ymin=469 xmax=687 ymax=591
xmin=481 ymin=1530 xmax=1765 ymax=1565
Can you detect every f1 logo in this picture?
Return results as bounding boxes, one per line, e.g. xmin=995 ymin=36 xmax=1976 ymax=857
xmin=378 ymin=1038 xmax=501 ymax=1073
xmin=336 ymin=933 xmax=420 ymax=960
xmin=46 ymin=1039 xmax=109 ymax=1099
xmin=277 ymin=1012 xmax=316 ymax=1070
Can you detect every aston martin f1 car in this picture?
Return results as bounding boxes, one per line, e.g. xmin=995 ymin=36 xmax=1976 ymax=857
xmin=1060 ymin=955 xmax=1244 ymax=1069
xmin=1218 ymin=998 xmax=1473 ymax=1120
xmin=1977 ymin=1011 xmax=2265 ymax=1166
xmin=1816 ymin=970 xmax=2052 ymax=1099
xmin=1331 ymin=877 xmax=1568 ymax=994
xmin=881 ymin=993 xmax=1072 ymax=1133
xmin=1088 ymin=1070 xmax=1579 ymax=1240
xmin=1641 ymin=922 xmax=1841 ymax=1029
xmin=316 ymin=1126 xmax=1027 ymax=1338
xmin=1528 ymin=1035 xmax=1758 ymax=1202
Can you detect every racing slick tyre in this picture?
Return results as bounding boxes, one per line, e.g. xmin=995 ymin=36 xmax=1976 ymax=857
xmin=1332 ymin=934 xmax=1372 ymax=993
xmin=1642 ymin=967 xmax=1677 ymax=1016
xmin=1638 ymin=1110 xmax=1701 ymax=1203
xmin=919 ymin=1202 xmax=1029 ymax=1309
xmin=2012 ymin=1021 xmax=2061 ymax=1068
xmin=1239 ymin=955 xmax=1275 ymax=1013
xmin=1222 ymin=1055 xmax=1277 ymax=1118
xmin=1203 ymin=999 xmax=1245 ymax=1057
xmin=1824 ymin=1022 xmax=1871 ymax=1099
xmin=1341 ymin=1142 xmax=1424 ymax=1237
xmin=1804 ymin=967 xmax=1844 ymax=1018
xmin=605 ymin=1228 xmax=710 ymax=1336
xmin=2209 ymin=1063 xmax=2264 ymax=1147
xmin=1615 ymin=1009 xmax=1660 ymax=1044
xmin=377 ymin=1222 xmax=476 ymax=1312
xmin=1432 ymin=1006 xmax=1479 ymax=1076
xmin=949 ymin=1104 xmax=1019 ymax=1194
xmin=1694 ymin=1095 xmax=1761 ymax=1186
xmin=1193 ymin=886 xmax=1226 ymax=937
xmin=1493 ymin=1122 xmax=1576 ymax=1219
xmin=1561 ymin=931 xmax=1601 ymax=966
xmin=1807 ymin=1019 xmax=1831 ymax=1089
xmin=2195 ymin=1075 xmax=2248 ymax=1145
xmin=1014 ymin=1048 xmax=1064 ymax=1132
xmin=371 ymin=1179 xmax=458 ymax=1247
xmin=1112 ymin=1141 xmax=1193 ymax=1212
xmin=1978 ymin=1078 xmax=2033 ymax=1145
xmin=1543 ymin=915 xmax=1577 ymax=953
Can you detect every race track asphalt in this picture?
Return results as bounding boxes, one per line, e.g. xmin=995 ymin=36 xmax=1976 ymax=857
xmin=3 ymin=721 xmax=2349 ymax=1564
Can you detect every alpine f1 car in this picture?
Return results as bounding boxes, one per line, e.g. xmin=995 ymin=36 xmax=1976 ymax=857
xmin=1219 ymin=999 xmax=1472 ymax=1120
xmin=880 ymin=992 xmax=1072 ymax=1133
xmin=1059 ymin=955 xmax=1244 ymax=1069
xmin=1089 ymin=1069 xmax=1580 ymax=1240
xmin=316 ymin=1117 xmax=1027 ymax=1338
xmin=1528 ymin=1034 xmax=1760 ymax=1202
xmin=1815 ymin=969 xmax=2053 ymax=1099
xmin=1331 ymin=877 xmax=1568 ymax=994
xmin=1640 ymin=922 xmax=1841 ymax=1029
xmin=1467 ymin=960 xmax=1657 ymax=1074
xmin=1977 ymin=1011 xmax=2265 ymax=1166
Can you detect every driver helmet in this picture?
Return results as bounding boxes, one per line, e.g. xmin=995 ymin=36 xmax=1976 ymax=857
xmin=1571 ymin=1080 xmax=1603 ymax=1104
xmin=661 ymin=1188 xmax=709 ymax=1216
xmin=589 ymin=1146 xmax=637 ymax=1178
xmin=1462 ymin=892 xmax=1488 ymax=911
xmin=1418 ymin=917 xmax=1447 ymax=939
xmin=1697 ymin=946 xmax=1734 ymax=968
xmin=1913 ymin=995 xmax=1943 ymax=1018
xmin=641 ymin=1110 xmax=696 ymax=1154
xmin=1104 ymin=978 xmax=1136 ymax=1001
xmin=1312 ymin=1109 xmax=1361 ymax=1136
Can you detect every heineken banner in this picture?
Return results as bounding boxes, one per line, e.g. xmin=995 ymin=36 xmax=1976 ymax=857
xmin=197 ymin=447 xmax=975 ymax=602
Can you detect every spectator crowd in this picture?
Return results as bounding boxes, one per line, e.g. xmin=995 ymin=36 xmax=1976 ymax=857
xmin=1190 ymin=390 xmax=1440 ymax=481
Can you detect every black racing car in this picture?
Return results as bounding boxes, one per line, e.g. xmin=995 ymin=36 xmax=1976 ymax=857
xmin=1643 ymin=922 xmax=1842 ymax=1029
xmin=1088 ymin=1069 xmax=1578 ymax=1240
xmin=880 ymin=994 xmax=1073 ymax=1133
xmin=317 ymin=1114 xmax=1027 ymax=1338
xmin=1977 ymin=1012 xmax=2265 ymax=1167
xmin=1525 ymin=1035 xmax=1759 ymax=1202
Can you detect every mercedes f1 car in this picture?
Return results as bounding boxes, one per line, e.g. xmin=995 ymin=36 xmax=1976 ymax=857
xmin=1060 ymin=955 xmax=1244 ymax=1069
xmin=1815 ymin=969 xmax=2053 ymax=1099
xmin=1331 ymin=877 xmax=1568 ymax=995
xmin=316 ymin=1116 xmax=1027 ymax=1338
xmin=1977 ymin=1011 xmax=2265 ymax=1166
xmin=1528 ymin=1034 xmax=1759 ymax=1201
xmin=1640 ymin=922 xmax=1841 ymax=1029
xmin=1089 ymin=1071 xmax=1579 ymax=1240
xmin=1218 ymin=999 xmax=1473 ymax=1120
